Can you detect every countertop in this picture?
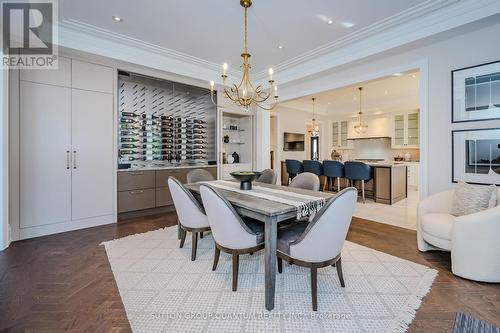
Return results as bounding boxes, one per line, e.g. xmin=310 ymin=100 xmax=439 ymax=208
xmin=118 ymin=163 xmax=216 ymax=172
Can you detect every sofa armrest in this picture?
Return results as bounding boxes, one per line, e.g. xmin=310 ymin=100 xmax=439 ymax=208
xmin=417 ymin=189 xmax=454 ymax=216
xmin=451 ymin=205 xmax=500 ymax=282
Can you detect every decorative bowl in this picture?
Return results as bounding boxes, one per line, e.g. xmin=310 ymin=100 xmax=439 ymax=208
xmin=230 ymin=171 xmax=261 ymax=190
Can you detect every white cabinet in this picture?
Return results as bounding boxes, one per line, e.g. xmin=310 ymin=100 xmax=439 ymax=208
xmin=20 ymin=82 xmax=72 ymax=228
xmin=20 ymin=57 xmax=71 ymax=87
xmin=406 ymin=162 xmax=420 ymax=190
xmin=332 ymin=121 xmax=352 ymax=149
xmin=71 ymin=90 xmax=114 ymax=220
xmin=392 ymin=111 xmax=419 ymax=148
xmin=18 ymin=58 xmax=115 ymax=238
xmin=72 ymin=59 xmax=114 ymax=93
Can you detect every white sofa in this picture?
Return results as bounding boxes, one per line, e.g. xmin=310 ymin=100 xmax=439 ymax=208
xmin=417 ymin=188 xmax=500 ymax=283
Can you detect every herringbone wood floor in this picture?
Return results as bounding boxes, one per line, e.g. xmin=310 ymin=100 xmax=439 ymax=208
xmin=0 ymin=215 xmax=499 ymax=332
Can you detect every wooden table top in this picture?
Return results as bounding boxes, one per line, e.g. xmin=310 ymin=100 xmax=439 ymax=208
xmin=185 ymin=181 xmax=334 ymax=221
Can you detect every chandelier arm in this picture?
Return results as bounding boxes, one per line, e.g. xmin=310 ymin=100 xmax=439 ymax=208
xmin=252 ymin=87 xmax=270 ymax=102
xmin=210 ymin=91 xmax=236 ymax=109
xmin=255 ymin=100 xmax=278 ymax=111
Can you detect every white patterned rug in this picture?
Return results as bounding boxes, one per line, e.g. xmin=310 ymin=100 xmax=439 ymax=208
xmin=102 ymin=226 xmax=437 ymax=333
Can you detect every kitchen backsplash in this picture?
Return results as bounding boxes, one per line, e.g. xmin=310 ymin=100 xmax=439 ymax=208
xmin=332 ymin=138 xmax=420 ymax=162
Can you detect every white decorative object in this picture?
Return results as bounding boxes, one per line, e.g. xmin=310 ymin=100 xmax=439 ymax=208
xmin=404 ymin=152 xmax=411 ymax=161
xmin=417 ymin=187 xmax=500 ymax=282
xmin=227 ymin=155 xmax=234 ymax=164
xmin=103 ymin=226 xmax=437 ymax=333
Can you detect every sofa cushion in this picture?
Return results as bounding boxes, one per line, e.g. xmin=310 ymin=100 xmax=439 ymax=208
xmin=450 ymin=182 xmax=497 ymax=217
xmin=421 ymin=213 xmax=455 ymax=250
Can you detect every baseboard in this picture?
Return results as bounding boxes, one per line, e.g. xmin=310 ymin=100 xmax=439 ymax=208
xmin=18 ymin=214 xmax=116 ymax=240
xmin=118 ymin=205 xmax=175 ymax=222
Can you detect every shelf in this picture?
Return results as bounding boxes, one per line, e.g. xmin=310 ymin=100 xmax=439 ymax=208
xmin=222 ymin=128 xmax=245 ymax=132
xmin=223 ymin=142 xmax=245 ymax=145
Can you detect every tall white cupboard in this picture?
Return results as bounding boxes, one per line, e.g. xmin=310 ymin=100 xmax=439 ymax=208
xmin=17 ymin=57 xmax=115 ymax=239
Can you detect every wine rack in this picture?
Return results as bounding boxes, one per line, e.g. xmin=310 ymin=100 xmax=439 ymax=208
xmin=118 ymin=71 xmax=216 ymax=166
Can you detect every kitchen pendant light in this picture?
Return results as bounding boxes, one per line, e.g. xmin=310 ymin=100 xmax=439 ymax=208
xmin=310 ymin=97 xmax=320 ymax=137
xmin=354 ymin=87 xmax=368 ymax=134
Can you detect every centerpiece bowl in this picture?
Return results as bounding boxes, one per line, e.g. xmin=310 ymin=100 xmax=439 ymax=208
xmin=230 ymin=171 xmax=261 ymax=190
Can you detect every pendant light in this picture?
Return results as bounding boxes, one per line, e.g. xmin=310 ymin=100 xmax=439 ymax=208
xmin=311 ymin=97 xmax=320 ymax=137
xmin=354 ymin=87 xmax=368 ymax=134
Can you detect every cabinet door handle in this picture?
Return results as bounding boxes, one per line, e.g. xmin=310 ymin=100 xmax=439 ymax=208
xmin=66 ymin=151 xmax=70 ymax=169
xmin=73 ymin=151 xmax=77 ymax=169
xmin=130 ymin=190 xmax=144 ymax=195
xmin=130 ymin=172 xmax=144 ymax=176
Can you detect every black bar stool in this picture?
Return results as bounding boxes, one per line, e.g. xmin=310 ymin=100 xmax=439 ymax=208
xmin=322 ymin=160 xmax=345 ymax=192
xmin=344 ymin=161 xmax=373 ymax=203
xmin=285 ymin=159 xmax=303 ymax=184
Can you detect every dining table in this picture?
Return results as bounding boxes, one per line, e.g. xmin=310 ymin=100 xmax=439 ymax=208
xmin=185 ymin=180 xmax=334 ymax=311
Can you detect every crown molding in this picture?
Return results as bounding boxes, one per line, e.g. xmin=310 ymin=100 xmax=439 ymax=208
xmin=59 ymin=19 xmax=233 ymax=83
xmin=58 ymin=0 xmax=500 ymax=88
xmin=261 ymin=0 xmax=500 ymax=85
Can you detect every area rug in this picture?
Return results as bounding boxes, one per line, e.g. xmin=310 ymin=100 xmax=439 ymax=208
xmin=102 ymin=226 xmax=437 ymax=333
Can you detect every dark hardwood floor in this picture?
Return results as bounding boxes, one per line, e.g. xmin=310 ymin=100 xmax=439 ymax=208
xmin=0 ymin=215 xmax=499 ymax=332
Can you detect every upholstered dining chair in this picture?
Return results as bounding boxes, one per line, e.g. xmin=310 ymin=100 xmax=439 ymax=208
xmin=257 ymin=168 xmax=278 ymax=185
xmin=276 ymin=187 xmax=358 ymax=311
xmin=168 ymin=177 xmax=210 ymax=261
xmin=289 ymin=172 xmax=320 ymax=191
xmin=186 ymin=168 xmax=215 ymax=183
xmin=200 ymin=184 xmax=265 ymax=291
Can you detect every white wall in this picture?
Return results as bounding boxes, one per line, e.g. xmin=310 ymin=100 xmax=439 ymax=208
xmin=0 ymin=66 xmax=9 ymax=251
xmin=278 ymin=19 xmax=500 ymax=195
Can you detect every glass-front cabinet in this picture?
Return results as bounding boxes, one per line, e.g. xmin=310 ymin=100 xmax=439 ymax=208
xmin=392 ymin=111 xmax=419 ymax=148
xmin=332 ymin=120 xmax=351 ymax=149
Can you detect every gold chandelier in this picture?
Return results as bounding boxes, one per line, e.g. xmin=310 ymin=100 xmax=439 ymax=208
xmin=354 ymin=87 xmax=368 ymax=134
xmin=210 ymin=0 xmax=278 ymax=111
xmin=310 ymin=97 xmax=320 ymax=137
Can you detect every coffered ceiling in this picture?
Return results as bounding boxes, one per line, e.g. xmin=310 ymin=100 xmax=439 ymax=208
xmin=61 ymin=0 xmax=442 ymax=74
xmin=280 ymin=71 xmax=420 ymax=118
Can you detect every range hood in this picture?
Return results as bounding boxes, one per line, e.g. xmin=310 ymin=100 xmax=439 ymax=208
xmin=347 ymin=136 xmax=392 ymax=140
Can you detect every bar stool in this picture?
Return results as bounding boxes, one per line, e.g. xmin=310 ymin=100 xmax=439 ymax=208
xmin=344 ymin=161 xmax=373 ymax=204
xmin=285 ymin=159 xmax=303 ymax=184
xmin=303 ymin=160 xmax=323 ymax=190
xmin=322 ymin=160 xmax=345 ymax=192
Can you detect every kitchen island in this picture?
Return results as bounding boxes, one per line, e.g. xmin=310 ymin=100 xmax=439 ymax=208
xmin=362 ymin=162 xmax=408 ymax=205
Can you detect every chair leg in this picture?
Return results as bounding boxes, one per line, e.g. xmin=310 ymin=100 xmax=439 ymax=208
xmin=191 ymin=232 xmax=198 ymax=261
xmin=232 ymin=253 xmax=239 ymax=292
xmin=362 ymin=180 xmax=366 ymax=204
xmin=311 ymin=266 xmax=318 ymax=311
xmin=322 ymin=177 xmax=327 ymax=191
xmin=212 ymin=246 xmax=220 ymax=271
xmin=338 ymin=177 xmax=341 ymax=192
xmin=179 ymin=228 xmax=186 ymax=248
xmin=200 ymin=232 xmax=204 ymax=239
xmin=177 ymin=220 xmax=181 ymax=240
xmin=336 ymin=257 xmax=345 ymax=287
xmin=277 ymin=257 xmax=283 ymax=274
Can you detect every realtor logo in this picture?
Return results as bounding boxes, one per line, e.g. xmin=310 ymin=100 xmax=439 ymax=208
xmin=1 ymin=0 xmax=58 ymax=68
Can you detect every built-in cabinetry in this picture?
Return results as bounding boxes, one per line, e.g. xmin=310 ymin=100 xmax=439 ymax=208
xmin=405 ymin=162 xmax=420 ymax=190
xmin=17 ymin=56 xmax=115 ymax=239
xmin=332 ymin=121 xmax=352 ymax=149
xmin=117 ymin=167 xmax=217 ymax=216
xmin=220 ymin=111 xmax=253 ymax=179
xmin=392 ymin=111 xmax=419 ymax=148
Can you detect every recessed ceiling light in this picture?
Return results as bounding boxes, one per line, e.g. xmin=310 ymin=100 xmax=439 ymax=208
xmin=327 ymin=102 xmax=331 ymax=105
xmin=341 ymin=22 xmax=355 ymax=28
xmin=112 ymin=16 xmax=123 ymax=22
xmin=411 ymin=74 xmax=416 ymax=78
xmin=327 ymin=19 xmax=334 ymax=25
xmin=277 ymin=45 xmax=284 ymax=49
xmin=384 ymin=90 xmax=389 ymax=95
xmin=392 ymin=72 xmax=403 ymax=77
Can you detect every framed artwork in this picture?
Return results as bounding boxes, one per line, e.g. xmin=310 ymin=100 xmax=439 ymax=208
xmin=452 ymin=60 xmax=500 ymax=123
xmin=452 ymin=128 xmax=500 ymax=185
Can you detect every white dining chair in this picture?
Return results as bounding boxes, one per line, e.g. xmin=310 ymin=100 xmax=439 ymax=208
xmin=277 ymin=187 xmax=358 ymax=311
xmin=256 ymin=169 xmax=278 ymax=185
xmin=186 ymin=168 xmax=215 ymax=183
xmin=168 ymin=177 xmax=211 ymax=261
xmin=200 ymin=184 xmax=265 ymax=291
xmin=289 ymin=172 xmax=320 ymax=191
